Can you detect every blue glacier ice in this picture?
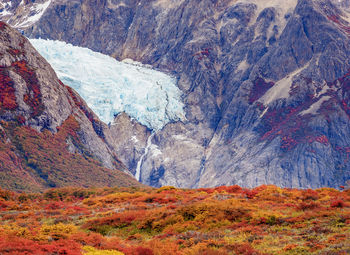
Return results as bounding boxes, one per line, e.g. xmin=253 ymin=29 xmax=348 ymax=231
xmin=29 ymin=39 xmax=185 ymax=130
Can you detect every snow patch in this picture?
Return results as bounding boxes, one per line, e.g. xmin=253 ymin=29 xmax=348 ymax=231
xmin=259 ymin=107 xmax=269 ymax=118
xmin=0 ymin=9 xmax=12 ymax=16
xmin=30 ymin=39 xmax=185 ymax=130
xmin=300 ymin=96 xmax=331 ymax=116
xmin=14 ymin=0 xmax=51 ymax=28
xmin=173 ymin=134 xmax=188 ymax=140
xmin=236 ymin=59 xmax=249 ymax=73
xmin=153 ymin=0 xmax=185 ymax=9
xmin=0 ymin=1 xmax=13 ymax=17
xmin=341 ymin=8 xmax=350 ymax=25
xmin=131 ymin=136 xmax=139 ymax=143
xmin=239 ymin=0 xmax=297 ymax=36
xmin=150 ymin=144 xmax=162 ymax=157
xmin=260 ymin=61 xmax=311 ymax=106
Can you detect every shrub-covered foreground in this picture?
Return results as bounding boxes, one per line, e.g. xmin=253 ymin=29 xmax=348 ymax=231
xmin=0 ymin=185 xmax=349 ymax=254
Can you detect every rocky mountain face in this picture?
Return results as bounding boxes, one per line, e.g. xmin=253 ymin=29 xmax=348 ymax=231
xmin=0 ymin=21 xmax=141 ymax=191
xmin=3 ymin=0 xmax=350 ymax=189
xmin=0 ymin=0 xmax=52 ymax=29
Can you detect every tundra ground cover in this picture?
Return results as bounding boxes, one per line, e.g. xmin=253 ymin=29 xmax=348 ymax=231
xmin=0 ymin=185 xmax=349 ymax=254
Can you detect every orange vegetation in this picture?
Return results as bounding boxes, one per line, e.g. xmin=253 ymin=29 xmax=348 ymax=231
xmin=0 ymin=185 xmax=348 ymax=254
xmin=0 ymin=117 xmax=140 ymax=192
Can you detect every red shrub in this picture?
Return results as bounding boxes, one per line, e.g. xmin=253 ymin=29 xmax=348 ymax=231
xmin=199 ymin=249 xmax=228 ymax=255
xmin=330 ymin=199 xmax=345 ymax=208
xmin=119 ymin=246 xmax=154 ymax=255
xmin=0 ymin=237 xmax=81 ymax=255
xmin=133 ymin=247 xmax=154 ymax=255
xmin=302 ymin=189 xmax=319 ymax=201
xmin=45 ymin=202 xmax=64 ymax=210
xmin=214 ymin=185 xmax=242 ymax=193
xmin=0 ymin=68 xmax=17 ymax=110
xmin=227 ymin=243 xmax=261 ymax=255
xmin=71 ymin=232 xmax=104 ymax=247
xmin=298 ymin=201 xmax=319 ymax=211
xmin=242 ymin=189 xmax=258 ymax=199
xmin=0 ymin=22 xmax=6 ymax=29
xmin=11 ymin=60 xmax=44 ymax=117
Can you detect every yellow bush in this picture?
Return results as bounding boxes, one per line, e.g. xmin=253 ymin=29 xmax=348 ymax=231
xmin=83 ymin=246 xmax=124 ymax=255
xmin=37 ymin=223 xmax=78 ymax=240
xmin=156 ymin=186 xmax=177 ymax=193
xmin=0 ymin=224 xmax=31 ymax=238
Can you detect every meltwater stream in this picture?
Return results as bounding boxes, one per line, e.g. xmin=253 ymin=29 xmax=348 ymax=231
xmin=135 ymin=133 xmax=155 ymax=181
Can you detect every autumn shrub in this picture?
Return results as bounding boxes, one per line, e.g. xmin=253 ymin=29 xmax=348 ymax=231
xmin=265 ymin=215 xmax=279 ymax=226
xmin=194 ymin=248 xmax=228 ymax=255
xmin=0 ymin=224 xmax=31 ymax=239
xmin=45 ymin=201 xmax=65 ymax=210
xmin=146 ymin=239 xmax=181 ymax=255
xmin=0 ymin=199 xmax=8 ymax=209
xmin=178 ymin=202 xmax=249 ymax=226
xmin=298 ymin=201 xmax=320 ymax=210
xmin=117 ymin=246 xmax=153 ymax=255
xmin=241 ymin=189 xmax=258 ymax=199
xmin=141 ymin=194 xmax=177 ymax=204
xmin=83 ymin=245 xmax=124 ymax=255
xmin=282 ymin=245 xmax=310 ymax=255
xmin=301 ymin=189 xmax=319 ymax=201
xmin=38 ymin=223 xmax=78 ymax=241
xmin=73 ymin=189 xmax=96 ymax=199
xmin=212 ymin=185 xmax=242 ymax=194
xmin=133 ymin=247 xmax=154 ymax=255
xmin=0 ymin=188 xmax=13 ymax=200
xmin=89 ymin=224 xmax=116 ymax=236
xmin=71 ymin=232 xmax=104 ymax=247
xmin=311 ymin=225 xmax=332 ymax=234
xmin=330 ymin=199 xmax=345 ymax=208
xmin=0 ymin=237 xmax=81 ymax=255
xmin=147 ymin=214 xmax=183 ymax=233
xmin=85 ymin=210 xmax=149 ymax=235
xmin=226 ymin=242 xmax=261 ymax=255
xmin=156 ymin=186 xmax=177 ymax=193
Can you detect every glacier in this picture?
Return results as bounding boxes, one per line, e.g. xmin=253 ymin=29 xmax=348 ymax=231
xmin=30 ymin=39 xmax=185 ymax=130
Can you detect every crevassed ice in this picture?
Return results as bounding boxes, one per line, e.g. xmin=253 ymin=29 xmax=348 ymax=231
xmin=30 ymin=39 xmax=185 ymax=130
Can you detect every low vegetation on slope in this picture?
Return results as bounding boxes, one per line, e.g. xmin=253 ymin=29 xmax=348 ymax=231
xmin=0 ymin=185 xmax=348 ymax=254
xmin=0 ymin=118 xmax=141 ymax=192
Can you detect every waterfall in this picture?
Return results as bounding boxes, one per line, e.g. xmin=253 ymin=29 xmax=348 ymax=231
xmin=135 ymin=133 xmax=155 ymax=181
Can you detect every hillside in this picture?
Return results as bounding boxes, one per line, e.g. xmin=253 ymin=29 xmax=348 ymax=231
xmin=0 ymin=21 xmax=141 ymax=192
xmin=0 ymin=185 xmax=348 ymax=254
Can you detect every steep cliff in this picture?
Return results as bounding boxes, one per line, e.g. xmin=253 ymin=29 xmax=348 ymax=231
xmin=0 ymin=21 xmax=141 ymax=192
xmin=3 ymin=0 xmax=350 ymax=188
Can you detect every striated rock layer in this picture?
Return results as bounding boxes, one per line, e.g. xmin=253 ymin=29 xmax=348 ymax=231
xmin=4 ymin=0 xmax=350 ymax=188
xmin=0 ymin=21 xmax=142 ymax=192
